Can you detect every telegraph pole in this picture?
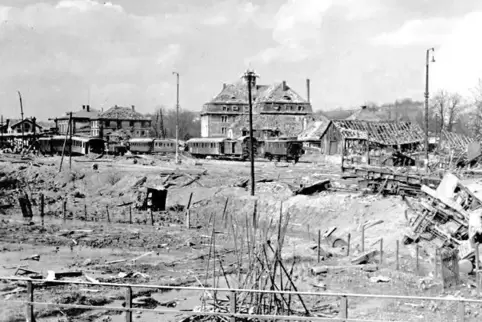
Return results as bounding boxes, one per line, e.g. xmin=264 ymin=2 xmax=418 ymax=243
xmin=243 ymin=69 xmax=259 ymax=196
xmin=424 ymin=48 xmax=435 ymax=168
xmin=172 ymin=72 xmax=180 ymax=164
xmin=17 ymin=91 xmax=24 ymax=149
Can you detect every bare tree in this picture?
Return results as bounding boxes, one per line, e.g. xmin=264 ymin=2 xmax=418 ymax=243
xmin=430 ymin=90 xmax=464 ymax=132
xmin=470 ymin=80 xmax=482 ymax=138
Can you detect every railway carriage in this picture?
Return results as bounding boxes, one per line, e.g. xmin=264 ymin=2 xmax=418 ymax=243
xmin=186 ymin=138 xmax=226 ymax=158
xmin=153 ymin=139 xmax=177 ymax=154
xmin=223 ymin=136 xmax=258 ymax=160
xmin=129 ymin=138 xmax=155 ymax=154
xmin=263 ymin=139 xmax=304 ymax=163
xmin=39 ymin=136 xmax=105 ymax=155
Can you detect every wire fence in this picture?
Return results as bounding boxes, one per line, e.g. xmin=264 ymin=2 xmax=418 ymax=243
xmin=1 ymin=277 xmax=481 ymax=322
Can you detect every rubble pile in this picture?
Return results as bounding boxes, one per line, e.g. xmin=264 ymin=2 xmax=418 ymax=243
xmin=405 ymin=172 xmax=482 ymax=274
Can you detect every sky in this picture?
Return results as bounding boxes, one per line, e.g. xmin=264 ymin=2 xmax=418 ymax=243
xmin=0 ymin=0 xmax=482 ymax=120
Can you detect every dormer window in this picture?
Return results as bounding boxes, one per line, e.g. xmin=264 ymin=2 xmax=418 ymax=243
xmin=273 ymin=105 xmax=280 ymax=110
xmin=233 ymin=105 xmax=239 ymax=111
xmin=298 ymin=106 xmax=304 ymax=111
xmin=227 ymin=106 xmax=231 ymax=112
xmin=223 ymin=105 xmax=227 ymax=111
xmin=284 ymin=96 xmax=291 ymax=100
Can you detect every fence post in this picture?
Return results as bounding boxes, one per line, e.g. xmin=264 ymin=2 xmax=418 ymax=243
xmin=106 ymin=206 xmax=110 ymax=223
xmin=379 ymin=238 xmax=383 ymax=265
xmin=63 ymin=198 xmax=67 ymax=222
xmin=125 ymin=286 xmax=132 ymax=322
xmin=186 ymin=192 xmax=193 ymax=229
xmin=25 ymin=280 xmax=34 ymax=322
xmin=339 ymin=296 xmax=348 ymax=321
xmin=396 ymin=240 xmax=399 ymax=270
xmin=40 ymin=193 xmax=45 ymax=227
xmin=317 ymin=230 xmax=321 ymax=263
xmin=476 ymin=244 xmax=480 ymax=296
xmin=150 ymin=208 xmax=154 ymax=226
xmin=361 ymin=224 xmax=365 ymax=252
xmin=347 ymin=233 xmax=351 ymax=256
xmin=84 ymin=204 xmax=87 ymax=221
xmin=457 ymin=301 xmax=465 ymax=322
xmin=129 ymin=205 xmax=132 ymax=225
xmin=230 ymin=290 xmax=237 ymax=322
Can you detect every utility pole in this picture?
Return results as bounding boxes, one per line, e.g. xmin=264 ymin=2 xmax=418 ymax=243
xmin=69 ymin=112 xmax=73 ymax=170
xmin=424 ymin=48 xmax=435 ymax=169
xmin=17 ymin=91 xmax=24 ymax=149
xmin=173 ymin=72 xmax=180 ymax=164
xmin=242 ymin=69 xmax=259 ymax=196
xmin=1 ymin=115 xmax=3 ymax=147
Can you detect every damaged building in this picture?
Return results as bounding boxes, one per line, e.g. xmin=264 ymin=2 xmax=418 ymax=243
xmin=201 ymin=76 xmax=313 ymax=138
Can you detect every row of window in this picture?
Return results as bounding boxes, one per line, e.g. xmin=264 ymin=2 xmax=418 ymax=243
xmin=273 ymin=105 xmax=305 ymax=111
xmin=268 ymin=142 xmax=287 ymax=148
xmin=192 ymin=142 xmax=218 ymax=148
xmin=155 ymin=142 xmax=174 ymax=147
xmin=222 ymin=105 xmax=246 ymax=112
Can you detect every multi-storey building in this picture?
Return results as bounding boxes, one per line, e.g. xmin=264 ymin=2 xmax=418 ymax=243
xmin=201 ymin=76 xmax=313 ymax=138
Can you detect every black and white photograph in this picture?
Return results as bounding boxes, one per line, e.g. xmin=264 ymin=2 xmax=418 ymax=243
xmin=1 ymin=0 xmax=482 ymax=321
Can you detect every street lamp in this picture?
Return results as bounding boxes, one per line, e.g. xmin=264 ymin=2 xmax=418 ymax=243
xmin=172 ymin=72 xmax=180 ymax=164
xmin=242 ymin=69 xmax=259 ymax=196
xmin=424 ymin=48 xmax=435 ymax=168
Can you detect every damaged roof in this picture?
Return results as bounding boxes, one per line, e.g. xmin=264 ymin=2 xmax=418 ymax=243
xmin=99 ymin=106 xmax=150 ymax=120
xmin=441 ymin=130 xmax=474 ymax=151
xmin=323 ymin=120 xmax=425 ymax=146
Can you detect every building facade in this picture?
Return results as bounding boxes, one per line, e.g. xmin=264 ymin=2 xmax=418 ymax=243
xmin=201 ymin=77 xmax=313 ymax=138
xmin=90 ymin=105 xmax=152 ymax=139
xmin=55 ymin=105 xmax=99 ymax=136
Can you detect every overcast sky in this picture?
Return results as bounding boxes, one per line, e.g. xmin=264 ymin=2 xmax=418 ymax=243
xmin=0 ymin=0 xmax=481 ymax=120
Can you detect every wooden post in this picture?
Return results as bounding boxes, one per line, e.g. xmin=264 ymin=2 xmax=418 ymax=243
xmin=252 ymin=199 xmax=257 ymax=231
xmin=63 ymin=199 xmax=67 ymax=222
xmin=84 ymin=204 xmax=87 ymax=221
xmin=150 ymin=208 xmax=154 ymax=226
xmin=125 ymin=286 xmax=132 ymax=322
xmin=229 ymin=290 xmax=237 ymax=322
xmin=69 ymin=112 xmax=73 ymax=170
xmin=396 ymin=240 xmax=399 ymax=270
xmin=307 ymin=224 xmax=310 ymax=240
xmin=317 ymin=230 xmax=321 ymax=263
xmin=59 ymin=112 xmax=71 ymax=172
xmin=415 ymin=244 xmax=419 ymax=275
xmin=129 ymin=206 xmax=132 ymax=224
xmin=25 ymin=280 xmax=34 ymax=322
xmin=186 ymin=192 xmax=193 ymax=229
xmin=379 ymin=238 xmax=383 ymax=265
xmin=339 ymin=296 xmax=348 ymax=321
xmin=222 ymin=197 xmax=229 ymax=229
xmin=106 ymin=206 xmax=110 ymax=223
xmin=458 ymin=301 xmax=465 ymax=322
xmin=361 ymin=224 xmax=365 ymax=252
xmin=347 ymin=233 xmax=351 ymax=256
xmin=40 ymin=193 xmax=45 ymax=227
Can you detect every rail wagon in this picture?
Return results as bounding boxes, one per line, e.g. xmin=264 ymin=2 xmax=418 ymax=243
xmin=263 ymin=139 xmax=304 ymax=163
xmin=186 ymin=138 xmax=226 ymax=158
xmin=153 ymin=139 xmax=177 ymax=154
xmin=40 ymin=136 xmax=105 ymax=155
xmin=223 ymin=136 xmax=258 ymax=160
xmin=129 ymin=138 xmax=155 ymax=154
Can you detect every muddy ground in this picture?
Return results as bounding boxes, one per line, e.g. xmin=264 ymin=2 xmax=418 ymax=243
xmin=0 ymin=153 xmax=481 ymax=321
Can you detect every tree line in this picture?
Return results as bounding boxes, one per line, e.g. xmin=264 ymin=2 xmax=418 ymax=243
xmin=146 ymin=106 xmax=201 ymax=141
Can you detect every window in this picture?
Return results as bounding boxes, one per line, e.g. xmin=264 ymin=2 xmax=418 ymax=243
xmin=233 ymin=105 xmax=238 ymax=111
xmin=222 ymin=127 xmax=227 ymax=134
xmin=223 ymin=105 xmax=227 ymax=111
xmin=290 ymin=105 xmax=294 ymax=111
xmin=130 ymin=121 xmax=134 ymax=127
xmin=105 ymin=120 xmax=110 ymax=127
xmin=227 ymin=106 xmax=231 ymax=112
xmin=221 ymin=115 xmax=228 ymax=123
xmin=298 ymin=106 xmax=304 ymax=111
xmin=283 ymin=95 xmax=291 ymax=100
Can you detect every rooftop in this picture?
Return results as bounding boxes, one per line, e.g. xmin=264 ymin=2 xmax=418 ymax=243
xmin=99 ymin=105 xmax=150 ymax=120
xmin=323 ymin=120 xmax=425 ymax=146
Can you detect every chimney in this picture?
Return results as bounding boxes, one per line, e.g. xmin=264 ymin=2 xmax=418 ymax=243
xmin=282 ymin=80 xmax=287 ymax=91
xmin=86 ymin=105 xmax=90 ymax=112
xmin=306 ymin=79 xmax=310 ymax=103
xmin=82 ymin=105 xmax=86 ymax=110
xmin=132 ymin=105 xmax=135 ymax=111
xmin=223 ymin=83 xmax=227 ymax=90
xmin=361 ymin=105 xmax=367 ymax=110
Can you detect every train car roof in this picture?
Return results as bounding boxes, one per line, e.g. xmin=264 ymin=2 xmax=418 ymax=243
xmin=264 ymin=139 xmax=299 ymax=142
xmin=235 ymin=135 xmax=258 ymax=141
xmin=129 ymin=138 xmax=155 ymax=142
xmin=187 ymin=138 xmax=226 ymax=143
xmin=153 ymin=138 xmax=176 ymax=143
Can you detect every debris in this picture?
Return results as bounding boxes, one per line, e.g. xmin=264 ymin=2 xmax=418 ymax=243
xmin=14 ymin=267 xmax=40 ymax=277
xmin=84 ymin=274 xmax=100 ymax=284
xmin=351 ymin=250 xmax=379 ymax=265
xmin=118 ymin=272 xmax=132 ymax=278
xmin=363 ymin=220 xmax=384 ymax=230
xmin=82 ymin=258 xmax=93 ymax=266
xmin=458 ymin=259 xmax=473 ymax=274
xmin=295 ymin=180 xmax=331 ymax=195
xmin=310 ymin=282 xmax=327 ymax=290
xmin=311 ymin=264 xmax=378 ymax=275
xmin=21 ymin=254 xmax=40 ymax=261
xmin=132 ymin=251 xmax=154 ymax=263
xmin=159 ymin=300 xmax=177 ymax=307
xmin=130 ymin=296 xmax=159 ymax=309
xmin=369 ymin=275 xmax=391 ymax=283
